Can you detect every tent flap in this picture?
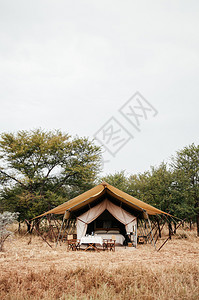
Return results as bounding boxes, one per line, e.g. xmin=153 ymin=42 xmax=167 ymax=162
xmin=76 ymin=199 xmax=137 ymax=239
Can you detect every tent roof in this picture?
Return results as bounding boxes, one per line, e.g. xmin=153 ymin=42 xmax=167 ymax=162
xmin=34 ymin=182 xmax=168 ymax=219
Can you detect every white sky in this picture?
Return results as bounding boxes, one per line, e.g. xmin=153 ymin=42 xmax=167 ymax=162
xmin=0 ymin=0 xmax=199 ymax=176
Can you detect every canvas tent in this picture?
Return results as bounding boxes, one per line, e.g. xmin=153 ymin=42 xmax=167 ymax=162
xmin=34 ymin=182 xmax=170 ymax=247
xmin=36 ymin=181 xmax=167 ymax=217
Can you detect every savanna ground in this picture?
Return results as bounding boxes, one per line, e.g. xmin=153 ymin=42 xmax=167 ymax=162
xmin=0 ymin=226 xmax=199 ymax=300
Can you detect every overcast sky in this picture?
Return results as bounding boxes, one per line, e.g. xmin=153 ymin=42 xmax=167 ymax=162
xmin=0 ymin=0 xmax=198 ymax=176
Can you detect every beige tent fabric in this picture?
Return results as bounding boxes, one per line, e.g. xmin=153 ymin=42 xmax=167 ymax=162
xmin=34 ymin=182 xmax=169 ymax=219
xmin=76 ymin=200 xmax=106 ymax=239
xmin=76 ymin=199 xmax=136 ymax=239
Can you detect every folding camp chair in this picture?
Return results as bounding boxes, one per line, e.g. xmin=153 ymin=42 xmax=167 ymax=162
xmin=109 ymin=235 xmax=116 ymax=251
xmin=103 ymin=239 xmax=109 ymax=251
xmin=105 ymin=236 xmax=116 ymax=252
xmin=67 ymin=235 xmax=80 ymax=251
xmin=107 ymin=240 xmax=115 ymax=251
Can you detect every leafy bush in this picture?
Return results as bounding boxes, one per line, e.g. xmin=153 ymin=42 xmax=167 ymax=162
xmin=0 ymin=211 xmax=19 ymax=251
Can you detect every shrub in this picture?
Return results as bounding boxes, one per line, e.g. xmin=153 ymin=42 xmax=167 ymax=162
xmin=0 ymin=211 xmax=19 ymax=251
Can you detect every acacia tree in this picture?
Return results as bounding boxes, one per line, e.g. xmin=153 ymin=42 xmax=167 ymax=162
xmin=171 ymin=143 xmax=199 ymax=236
xmin=0 ymin=129 xmax=101 ymax=228
xmin=127 ymin=163 xmax=177 ymax=221
xmin=101 ymin=165 xmax=174 ymax=212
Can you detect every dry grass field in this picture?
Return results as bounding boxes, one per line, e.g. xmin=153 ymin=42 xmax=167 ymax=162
xmin=0 ymin=229 xmax=199 ymax=300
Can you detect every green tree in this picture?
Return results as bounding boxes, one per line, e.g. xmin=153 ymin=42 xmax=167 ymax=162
xmin=0 ymin=129 xmax=101 ymax=225
xmin=100 ymin=170 xmax=129 ymax=192
xmin=128 ymin=163 xmax=173 ymax=211
xmin=171 ymin=143 xmax=199 ymax=235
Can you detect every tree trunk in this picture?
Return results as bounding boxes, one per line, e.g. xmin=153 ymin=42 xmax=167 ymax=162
xmin=173 ymin=222 xmax=176 ymax=234
xmin=196 ymin=213 xmax=199 ymax=237
xmin=157 ymin=218 xmax=161 ymax=238
xmin=195 ymin=200 xmax=199 ymax=236
xmin=168 ymin=222 xmax=172 ymax=239
xmin=189 ymin=221 xmax=192 ymax=231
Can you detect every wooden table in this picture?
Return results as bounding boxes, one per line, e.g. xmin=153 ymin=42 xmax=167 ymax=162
xmin=80 ymin=236 xmax=103 ymax=251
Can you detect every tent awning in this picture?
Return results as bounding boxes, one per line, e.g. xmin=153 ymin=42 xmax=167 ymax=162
xmin=34 ymin=182 xmax=169 ymax=219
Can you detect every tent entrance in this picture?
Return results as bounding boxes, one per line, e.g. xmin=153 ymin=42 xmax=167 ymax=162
xmin=76 ymin=198 xmax=137 ymax=246
xmin=86 ymin=209 xmax=126 ymax=236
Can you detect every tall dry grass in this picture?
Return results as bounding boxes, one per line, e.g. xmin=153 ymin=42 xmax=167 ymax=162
xmin=1 ymin=262 xmax=199 ymax=300
xmin=0 ymin=228 xmax=198 ymax=300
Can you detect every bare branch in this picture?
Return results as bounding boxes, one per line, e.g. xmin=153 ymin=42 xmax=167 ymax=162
xmin=0 ymin=169 xmax=26 ymax=187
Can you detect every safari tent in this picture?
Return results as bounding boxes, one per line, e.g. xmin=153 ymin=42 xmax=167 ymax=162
xmin=34 ymin=182 xmax=175 ymax=249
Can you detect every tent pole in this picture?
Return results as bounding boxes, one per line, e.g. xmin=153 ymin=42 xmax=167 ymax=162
xmin=150 ymin=218 xmax=159 ymax=242
xmin=143 ymin=218 xmax=152 ymax=244
xmin=52 ymin=214 xmax=61 ymax=233
xmin=47 ymin=214 xmax=57 ymax=241
xmin=157 ymin=219 xmax=185 ymax=251
xmin=64 ymin=220 xmax=72 ymax=241
xmin=139 ymin=219 xmax=143 ymax=233
xmin=137 ymin=219 xmax=143 ymax=236
xmin=154 ymin=215 xmax=162 ymax=241
xmin=140 ymin=219 xmax=150 ymax=244
xmin=169 ymin=215 xmax=188 ymax=238
xmin=146 ymin=218 xmax=158 ymax=242
xmin=71 ymin=219 xmax=76 ymax=236
xmin=55 ymin=211 xmax=67 ymax=248
xmin=146 ymin=213 xmax=156 ymax=249
xmin=67 ymin=218 xmax=74 ymax=237
xmin=26 ymin=217 xmax=53 ymax=249
xmin=155 ymin=214 xmax=169 ymax=243
xmin=61 ymin=219 xmax=69 ymax=242
xmin=68 ymin=219 xmax=72 ymax=235
xmin=135 ymin=224 xmax=137 ymax=248
xmin=66 ymin=218 xmax=75 ymax=237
